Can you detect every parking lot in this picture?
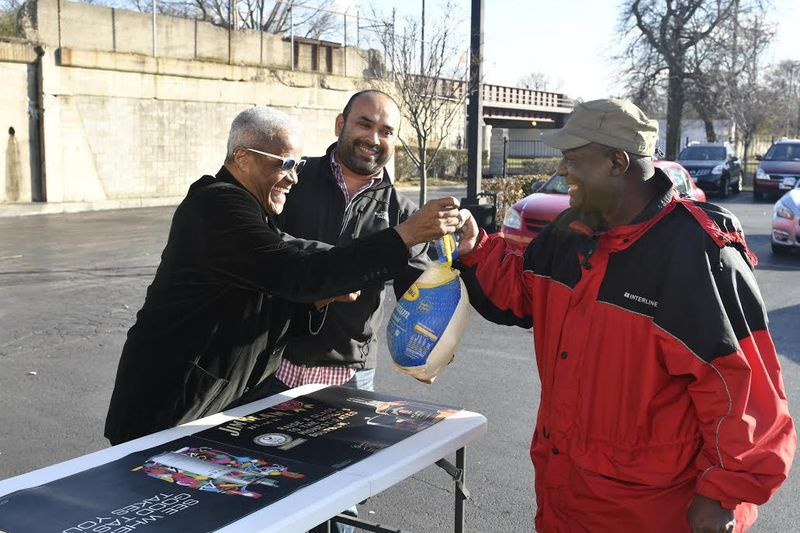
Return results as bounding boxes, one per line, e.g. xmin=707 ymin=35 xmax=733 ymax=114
xmin=0 ymin=188 xmax=798 ymax=531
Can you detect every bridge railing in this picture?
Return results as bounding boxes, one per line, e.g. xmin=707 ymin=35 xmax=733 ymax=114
xmin=482 ymin=84 xmax=572 ymax=110
xmin=411 ymin=78 xmax=573 ymax=112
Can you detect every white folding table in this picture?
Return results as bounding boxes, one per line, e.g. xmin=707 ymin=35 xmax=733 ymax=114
xmin=0 ymin=384 xmax=487 ymax=533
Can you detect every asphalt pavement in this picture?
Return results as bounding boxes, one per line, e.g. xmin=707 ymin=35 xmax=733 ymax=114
xmin=0 ymin=186 xmax=798 ymax=532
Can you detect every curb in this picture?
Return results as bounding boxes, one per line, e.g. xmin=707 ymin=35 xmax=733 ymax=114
xmin=0 ymin=197 xmax=183 ymax=218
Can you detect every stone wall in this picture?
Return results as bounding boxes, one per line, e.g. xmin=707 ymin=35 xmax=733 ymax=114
xmin=1 ymin=0 xmax=467 ymax=210
xmin=22 ymin=0 xmax=360 ymax=76
xmin=0 ymin=41 xmax=38 ymax=203
xmin=34 ymin=45 xmax=368 ymax=204
xmin=0 ymin=0 xmax=382 ymax=208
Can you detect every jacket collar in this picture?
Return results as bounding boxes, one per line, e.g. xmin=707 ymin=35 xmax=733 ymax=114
xmin=630 ymin=168 xmax=675 ymax=224
xmin=214 ymin=165 xmax=245 ymax=189
xmin=568 ymin=168 xmax=677 ymax=250
xmin=212 ymin=165 xmax=275 ymax=225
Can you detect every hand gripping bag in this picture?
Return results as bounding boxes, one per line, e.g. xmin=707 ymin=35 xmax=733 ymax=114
xmin=387 ymin=234 xmax=470 ymax=383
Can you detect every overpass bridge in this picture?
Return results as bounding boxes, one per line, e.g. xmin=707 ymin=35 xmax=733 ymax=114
xmin=476 ymin=84 xmax=574 ymax=175
xmin=480 ymin=83 xmax=573 ymax=129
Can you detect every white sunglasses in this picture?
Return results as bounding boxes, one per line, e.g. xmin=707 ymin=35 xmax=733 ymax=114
xmin=243 ymin=148 xmax=306 ymax=172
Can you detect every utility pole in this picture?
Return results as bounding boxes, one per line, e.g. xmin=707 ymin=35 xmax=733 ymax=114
xmin=228 ymin=0 xmax=234 ymax=64
xmin=152 ymin=0 xmax=157 ymax=57
xmin=465 ymin=0 xmax=484 ymax=204
xmin=420 ymin=0 xmax=425 ymax=75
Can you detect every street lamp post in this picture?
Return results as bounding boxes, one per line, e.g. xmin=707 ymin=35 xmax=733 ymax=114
xmin=465 ymin=0 xmax=484 ymax=204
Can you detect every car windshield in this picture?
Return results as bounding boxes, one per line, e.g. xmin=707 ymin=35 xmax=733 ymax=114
xmin=538 ymin=174 xmax=569 ymax=194
xmin=678 ymin=146 xmax=726 ymax=161
xmin=764 ymin=143 xmax=800 ymax=161
xmin=667 ymin=168 xmax=689 ymax=195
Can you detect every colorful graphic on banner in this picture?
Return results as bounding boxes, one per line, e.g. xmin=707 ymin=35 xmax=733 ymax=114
xmin=139 ymin=445 xmax=306 ymax=499
xmin=0 ymin=387 xmax=460 ymax=533
xmin=0 ymin=436 xmax=330 ymax=533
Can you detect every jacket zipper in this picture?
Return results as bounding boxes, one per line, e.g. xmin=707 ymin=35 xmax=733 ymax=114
xmin=338 ymin=188 xmax=375 ymax=241
xmin=338 ymin=199 xmax=355 ymax=241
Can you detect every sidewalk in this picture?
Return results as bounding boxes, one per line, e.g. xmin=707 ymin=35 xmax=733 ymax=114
xmin=0 ymin=196 xmax=184 ymax=218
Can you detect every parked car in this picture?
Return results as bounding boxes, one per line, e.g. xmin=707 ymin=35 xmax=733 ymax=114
xmin=500 ymin=160 xmax=706 ymax=253
xmin=658 ymin=159 xmax=708 ymax=204
xmin=753 ymin=138 xmax=800 ymax=201
xmin=676 ymin=142 xmax=742 ymax=197
xmin=771 ymin=178 xmax=800 ymax=255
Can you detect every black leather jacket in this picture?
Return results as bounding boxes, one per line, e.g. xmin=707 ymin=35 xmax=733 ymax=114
xmin=105 ymin=166 xmax=412 ymax=444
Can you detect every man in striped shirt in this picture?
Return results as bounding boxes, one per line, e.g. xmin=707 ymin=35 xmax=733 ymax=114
xmin=276 ymin=89 xmax=427 ymax=394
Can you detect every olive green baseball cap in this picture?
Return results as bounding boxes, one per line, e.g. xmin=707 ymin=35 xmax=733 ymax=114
xmin=541 ymin=98 xmax=659 ymax=156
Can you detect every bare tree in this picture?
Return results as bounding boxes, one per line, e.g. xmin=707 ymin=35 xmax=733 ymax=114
xmin=0 ymin=0 xmax=22 ymax=37
xmin=725 ymin=15 xmax=777 ymax=179
xmin=682 ymin=1 xmax=771 ymax=144
xmin=517 ymin=71 xmax=562 ymax=92
xmin=619 ymin=0 xmax=738 ymax=159
xmin=120 ymin=0 xmax=337 ymax=35
xmin=765 ymin=60 xmax=800 ymax=138
xmin=684 ymin=39 xmax=728 ymax=142
xmin=620 ymin=44 xmax=668 ymax=118
xmin=367 ymin=2 xmax=469 ymax=205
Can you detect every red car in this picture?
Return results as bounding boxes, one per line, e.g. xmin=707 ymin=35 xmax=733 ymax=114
xmin=501 ymin=160 xmax=706 ymax=253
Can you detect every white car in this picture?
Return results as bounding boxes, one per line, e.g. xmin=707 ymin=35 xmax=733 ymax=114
xmin=771 ymin=178 xmax=800 ymax=254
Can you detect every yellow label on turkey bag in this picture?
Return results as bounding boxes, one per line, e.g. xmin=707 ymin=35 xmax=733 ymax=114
xmin=387 ymin=235 xmax=471 ymax=383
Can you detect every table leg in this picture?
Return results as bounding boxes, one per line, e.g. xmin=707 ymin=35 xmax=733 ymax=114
xmin=455 ymin=447 xmax=465 ymax=533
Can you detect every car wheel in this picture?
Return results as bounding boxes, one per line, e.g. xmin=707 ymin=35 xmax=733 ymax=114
xmin=771 ymin=241 xmax=790 ymax=255
xmin=719 ymin=177 xmax=730 ymax=198
xmin=753 ymin=188 xmax=764 ymax=201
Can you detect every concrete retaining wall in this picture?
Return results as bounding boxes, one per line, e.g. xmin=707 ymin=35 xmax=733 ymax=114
xmin=0 ymin=0 xmax=467 ymax=211
xmin=0 ymin=0 xmax=385 ymax=209
xmin=0 ymin=41 xmax=38 ymax=203
xmin=34 ymin=45 xmax=367 ymax=204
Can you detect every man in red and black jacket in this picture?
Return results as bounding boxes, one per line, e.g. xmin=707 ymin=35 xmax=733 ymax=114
xmin=454 ymin=99 xmax=796 ymax=532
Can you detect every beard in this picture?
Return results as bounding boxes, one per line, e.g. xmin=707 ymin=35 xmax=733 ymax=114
xmin=337 ymin=139 xmax=390 ymax=176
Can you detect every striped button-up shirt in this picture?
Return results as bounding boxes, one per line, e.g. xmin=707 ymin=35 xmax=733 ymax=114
xmin=276 ymin=150 xmax=384 ymax=388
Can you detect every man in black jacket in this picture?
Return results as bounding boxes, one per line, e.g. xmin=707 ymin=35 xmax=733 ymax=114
xmin=275 ymin=90 xmax=423 ymax=393
xmin=104 ymin=106 xmax=464 ymax=445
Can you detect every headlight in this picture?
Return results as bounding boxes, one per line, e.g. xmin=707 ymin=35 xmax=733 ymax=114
xmin=775 ymin=204 xmax=794 ymax=220
xmin=756 ymin=167 xmax=768 ymax=180
xmin=503 ymin=206 xmax=522 ymax=230
xmin=711 ymin=164 xmax=724 ymax=175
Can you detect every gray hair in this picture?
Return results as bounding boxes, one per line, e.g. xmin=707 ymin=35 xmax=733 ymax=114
xmin=225 ymin=107 xmax=300 ymax=162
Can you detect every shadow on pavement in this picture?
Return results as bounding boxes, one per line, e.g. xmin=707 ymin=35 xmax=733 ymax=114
xmin=769 ymin=303 xmax=800 ymax=364
xmin=739 ymin=232 xmax=800 ymax=272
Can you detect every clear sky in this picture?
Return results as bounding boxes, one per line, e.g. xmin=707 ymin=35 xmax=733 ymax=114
xmin=352 ymin=0 xmax=800 ymax=101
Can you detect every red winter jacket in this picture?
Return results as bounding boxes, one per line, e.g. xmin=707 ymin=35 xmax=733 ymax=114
xmin=457 ymin=171 xmax=795 ymax=532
